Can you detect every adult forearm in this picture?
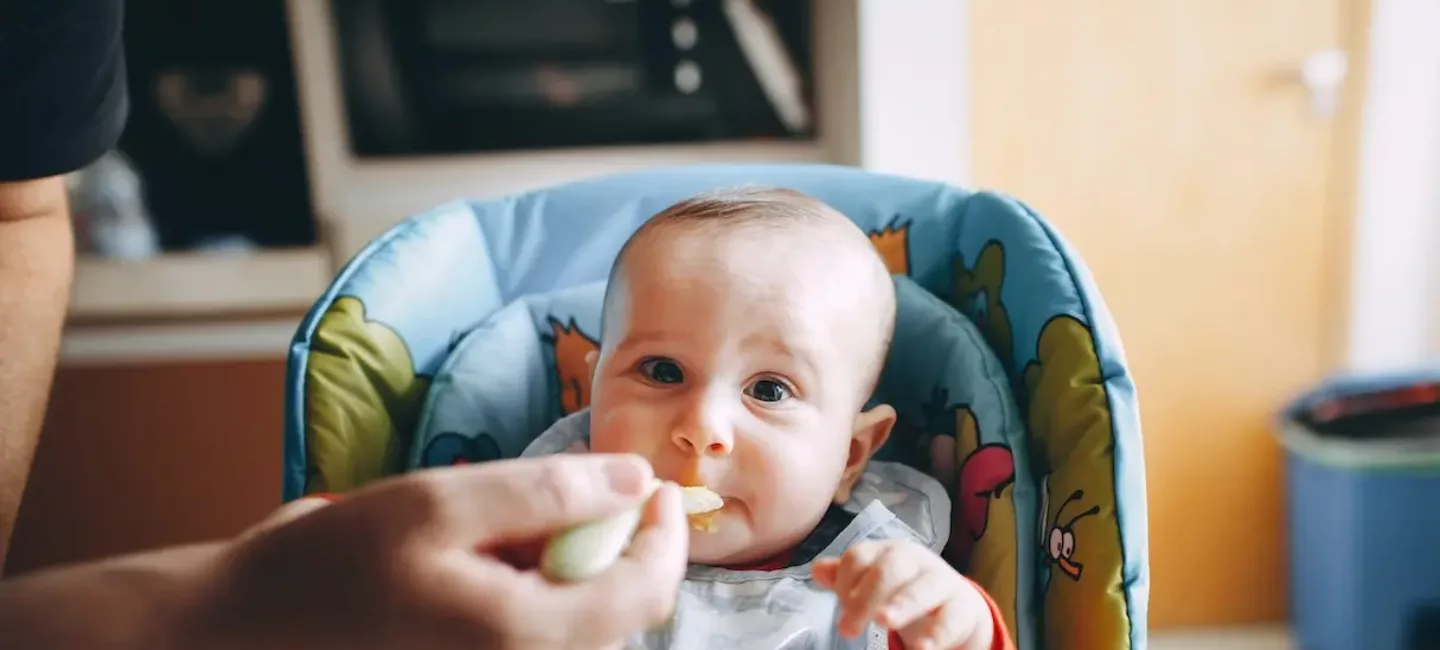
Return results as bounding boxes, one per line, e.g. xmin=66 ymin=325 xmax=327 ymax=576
xmin=0 ymin=541 xmax=224 ymax=650
xmin=0 ymin=177 xmax=75 ymax=570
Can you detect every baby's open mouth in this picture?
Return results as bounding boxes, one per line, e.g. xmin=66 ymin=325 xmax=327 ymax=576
xmin=679 ymin=485 xmax=723 ymax=533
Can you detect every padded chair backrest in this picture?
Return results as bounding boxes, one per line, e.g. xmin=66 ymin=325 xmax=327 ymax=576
xmin=284 ymin=163 xmax=1148 ymax=650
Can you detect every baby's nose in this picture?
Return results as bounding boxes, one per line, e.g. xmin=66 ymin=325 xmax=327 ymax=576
xmin=674 ymin=431 xmax=731 ymax=457
xmin=672 ymin=403 xmax=732 ymax=457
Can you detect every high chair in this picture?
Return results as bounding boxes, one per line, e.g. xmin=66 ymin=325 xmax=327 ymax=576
xmin=283 ymin=164 xmax=1149 ymax=649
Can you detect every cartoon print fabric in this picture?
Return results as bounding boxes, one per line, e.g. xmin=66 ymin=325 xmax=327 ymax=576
xmin=546 ymin=317 xmax=599 ymax=416
xmin=406 ymin=283 xmax=606 ymax=470
xmin=303 ymin=296 xmax=431 ymax=494
xmin=1024 ymin=316 xmax=1128 ymax=649
xmin=870 ymin=274 xmax=1029 ymax=643
xmin=287 ymin=164 xmax=1147 ymax=650
xmin=951 ymin=191 xmax=1141 ymax=650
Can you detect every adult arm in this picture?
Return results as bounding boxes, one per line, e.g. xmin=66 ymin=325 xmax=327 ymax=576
xmin=0 ymin=455 xmax=688 ymax=650
xmin=0 ymin=0 xmax=129 ymax=567
xmin=0 ymin=539 xmax=220 ymax=649
xmin=0 ymin=181 xmax=76 ymax=570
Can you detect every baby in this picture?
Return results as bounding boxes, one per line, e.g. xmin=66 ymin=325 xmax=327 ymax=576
xmin=524 ymin=187 xmax=1013 ymax=650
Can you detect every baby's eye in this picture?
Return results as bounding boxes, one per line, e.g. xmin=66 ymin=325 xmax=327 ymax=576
xmin=746 ymin=378 xmax=790 ymax=403
xmin=638 ymin=358 xmax=685 ymax=384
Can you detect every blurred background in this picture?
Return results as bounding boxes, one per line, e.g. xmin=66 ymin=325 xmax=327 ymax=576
xmin=10 ymin=0 xmax=1440 ymax=647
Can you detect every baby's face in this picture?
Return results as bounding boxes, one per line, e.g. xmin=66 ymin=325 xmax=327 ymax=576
xmin=587 ymin=225 xmax=892 ymax=565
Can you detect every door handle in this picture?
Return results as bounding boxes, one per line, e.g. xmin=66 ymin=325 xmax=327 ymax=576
xmin=1300 ymin=48 xmax=1349 ymax=119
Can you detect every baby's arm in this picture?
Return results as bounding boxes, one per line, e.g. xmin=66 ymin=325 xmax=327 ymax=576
xmin=813 ymin=540 xmax=1015 ymax=650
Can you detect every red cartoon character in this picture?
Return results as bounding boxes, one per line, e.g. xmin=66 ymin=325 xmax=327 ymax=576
xmin=939 ymin=406 xmax=1016 ymax=567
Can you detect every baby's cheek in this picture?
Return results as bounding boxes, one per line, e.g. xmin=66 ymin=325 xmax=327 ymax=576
xmin=589 ymin=409 xmax=665 ymax=456
xmin=588 ymin=422 xmax=637 ymax=454
xmin=737 ymin=441 xmax=831 ymax=533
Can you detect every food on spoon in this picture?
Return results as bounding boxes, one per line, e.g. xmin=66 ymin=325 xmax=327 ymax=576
xmin=539 ymin=481 xmax=725 ymax=582
xmin=679 ymin=485 xmax=723 ymax=533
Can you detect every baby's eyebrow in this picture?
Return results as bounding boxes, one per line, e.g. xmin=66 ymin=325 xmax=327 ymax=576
xmin=745 ymin=336 xmax=817 ymax=378
xmin=610 ymin=330 xmax=673 ymax=355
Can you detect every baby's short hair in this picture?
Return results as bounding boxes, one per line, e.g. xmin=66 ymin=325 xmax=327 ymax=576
xmin=604 ymin=186 xmax=897 ymax=401
xmin=644 ymin=185 xmax=836 ymax=227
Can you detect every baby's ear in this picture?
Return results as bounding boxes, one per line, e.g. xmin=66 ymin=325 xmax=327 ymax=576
xmin=834 ymin=404 xmax=897 ymax=503
xmin=585 ymin=349 xmax=599 ymax=382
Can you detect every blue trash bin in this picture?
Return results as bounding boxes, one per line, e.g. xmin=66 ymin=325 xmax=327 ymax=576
xmin=1281 ymin=370 xmax=1440 ymax=650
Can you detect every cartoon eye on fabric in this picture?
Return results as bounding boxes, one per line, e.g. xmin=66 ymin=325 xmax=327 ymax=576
xmin=1046 ymin=488 xmax=1100 ymax=581
xmin=968 ymin=290 xmax=990 ymax=330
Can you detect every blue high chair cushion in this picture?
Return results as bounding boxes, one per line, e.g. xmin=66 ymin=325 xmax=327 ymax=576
xmin=284 ymin=163 xmax=1148 ymax=650
xmin=409 ymin=281 xmax=607 ymax=468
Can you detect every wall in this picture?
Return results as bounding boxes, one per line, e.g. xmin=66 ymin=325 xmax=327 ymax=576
xmin=1344 ymin=0 xmax=1440 ymax=372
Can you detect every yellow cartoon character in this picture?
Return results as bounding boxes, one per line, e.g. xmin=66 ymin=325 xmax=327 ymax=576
xmin=940 ymin=405 xmax=1020 ymax=638
xmin=954 ymin=242 xmax=1014 ymax=370
xmin=868 ymin=222 xmax=911 ymax=276
xmin=305 ymin=296 xmax=431 ymax=494
xmin=546 ymin=317 xmax=600 ymax=414
xmin=1025 ymin=315 xmax=1128 ymax=649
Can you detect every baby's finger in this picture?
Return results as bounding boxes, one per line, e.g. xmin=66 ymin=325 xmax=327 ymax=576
xmin=811 ymin=558 xmax=840 ymax=588
xmin=900 ymin=604 xmax=975 ymax=650
xmin=877 ymin=569 xmax=955 ymax=631
xmin=832 ymin=542 xmax=884 ymax=601
xmin=847 ymin=547 xmax=922 ymax=632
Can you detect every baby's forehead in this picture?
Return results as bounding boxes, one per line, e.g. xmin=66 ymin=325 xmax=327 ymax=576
xmin=626 ymin=214 xmax=863 ymax=265
xmin=618 ymin=220 xmax=888 ymax=340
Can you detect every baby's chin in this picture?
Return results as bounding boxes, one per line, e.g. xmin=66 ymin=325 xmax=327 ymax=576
xmin=684 ymin=509 xmax=746 ymax=563
xmin=684 ymin=514 xmax=804 ymax=567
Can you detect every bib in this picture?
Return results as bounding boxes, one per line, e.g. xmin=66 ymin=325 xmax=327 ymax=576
xmin=524 ymin=410 xmax=953 ymax=649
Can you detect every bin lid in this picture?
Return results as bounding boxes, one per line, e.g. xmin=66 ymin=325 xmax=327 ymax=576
xmin=1279 ymin=366 xmax=1440 ymax=469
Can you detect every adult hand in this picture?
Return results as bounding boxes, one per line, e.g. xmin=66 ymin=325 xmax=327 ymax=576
xmin=189 ymin=453 xmax=688 ymax=650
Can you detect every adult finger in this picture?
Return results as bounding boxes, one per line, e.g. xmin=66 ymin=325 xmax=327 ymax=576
xmin=397 ymin=453 xmax=657 ymax=547
xmin=235 ymin=496 xmax=335 ymax=544
xmin=549 ymin=482 xmax=690 ymax=644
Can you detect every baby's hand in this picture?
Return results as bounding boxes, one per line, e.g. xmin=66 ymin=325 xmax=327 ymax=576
xmin=813 ymin=540 xmax=995 ymax=650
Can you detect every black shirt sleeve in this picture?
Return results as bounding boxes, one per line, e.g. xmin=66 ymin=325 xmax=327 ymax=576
xmin=0 ymin=0 xmax=128 ymax=182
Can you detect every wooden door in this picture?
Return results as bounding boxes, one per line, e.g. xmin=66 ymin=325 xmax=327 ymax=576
xmin=969 ymin=0 xmax=1367 ymax=628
